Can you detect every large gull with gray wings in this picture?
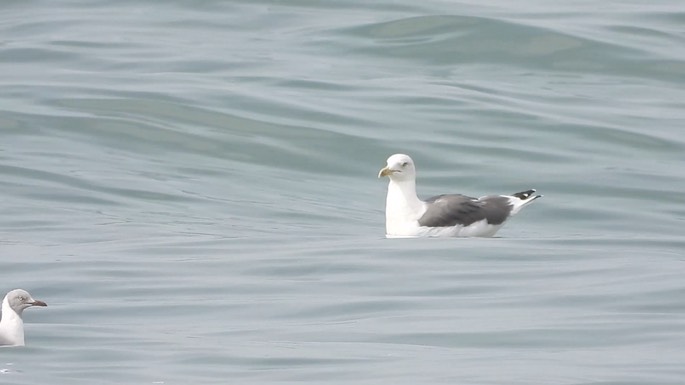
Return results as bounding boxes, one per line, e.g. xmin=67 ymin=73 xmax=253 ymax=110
xmin=378 ymin=154 xmax=541 ymax=238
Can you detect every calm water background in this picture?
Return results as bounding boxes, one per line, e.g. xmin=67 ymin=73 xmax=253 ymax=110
xmin=1 ymin=1 xmax=684 ymax=384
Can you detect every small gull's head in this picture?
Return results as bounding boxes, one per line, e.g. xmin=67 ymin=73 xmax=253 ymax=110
xmin=4 ymin=289 xmax=47 ymax=317
xmin=378 ymin=153 xmax=416 ymax=181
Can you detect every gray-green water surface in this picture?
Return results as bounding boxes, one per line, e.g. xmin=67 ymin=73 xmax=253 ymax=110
xmin=1 ymin=1 xmax=684 ymax=384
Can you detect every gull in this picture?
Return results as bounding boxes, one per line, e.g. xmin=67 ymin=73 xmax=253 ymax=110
xmin=378 ymin=153 xmax=541 ymax=237
xmin=0 ymin=289 xmax=47 ymax=347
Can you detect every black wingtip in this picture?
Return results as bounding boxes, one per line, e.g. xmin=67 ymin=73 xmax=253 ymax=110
xmin=512 ymin=189 xmax=539 ymax=200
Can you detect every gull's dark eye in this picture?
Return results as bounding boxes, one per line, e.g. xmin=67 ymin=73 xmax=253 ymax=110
xmin=401 ymin=162 xmax=408 ymax=167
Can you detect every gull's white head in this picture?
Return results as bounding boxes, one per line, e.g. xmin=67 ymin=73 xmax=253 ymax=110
xmin=378 ymin=153 xmax=416 ymax=182
xmin=4 ymin=289 xmax=47 ymax=317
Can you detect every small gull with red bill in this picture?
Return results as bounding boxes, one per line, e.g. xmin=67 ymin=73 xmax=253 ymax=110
xmin=0 ymin=289 xmax=47 ymax=347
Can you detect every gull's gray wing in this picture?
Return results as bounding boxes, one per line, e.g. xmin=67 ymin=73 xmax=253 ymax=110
xmin=418 ymin=194 xmax=513 ymax=227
